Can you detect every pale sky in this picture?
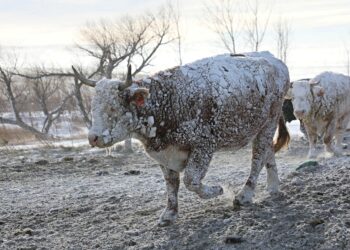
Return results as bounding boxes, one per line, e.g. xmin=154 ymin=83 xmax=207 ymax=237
xmin=0 ymin=0 xmax=349 ymax=79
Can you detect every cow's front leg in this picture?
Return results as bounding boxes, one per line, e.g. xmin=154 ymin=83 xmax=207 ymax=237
xmin=305 ymin=125 xmax=318 ymax=158
xmin=183 ymin=148 xmax=223 ymax=199
xmin=158 ymin=166 xmax=180 ymax=227
xmin=323 ymin=120 xmax=336 ymax=157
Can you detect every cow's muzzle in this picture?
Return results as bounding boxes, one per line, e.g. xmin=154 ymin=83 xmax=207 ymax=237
xmin=88 ymin=134 xmax=99 ymax=147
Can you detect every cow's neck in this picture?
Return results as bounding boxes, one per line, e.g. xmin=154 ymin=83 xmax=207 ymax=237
xmin=129 ymin=76 xmax=177 ymax=151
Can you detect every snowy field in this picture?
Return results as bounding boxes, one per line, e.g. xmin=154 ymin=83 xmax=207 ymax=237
xmin=0 ymin=111 xmax=88 ymax=141
xmin=0 ymin=121 xmax=349 ymax=249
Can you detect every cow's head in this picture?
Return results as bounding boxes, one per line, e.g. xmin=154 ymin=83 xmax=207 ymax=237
xmin=289 ymin=79 xmax=324 ymax=119
xmin=88 ymin=65 xmax=149 ymax=148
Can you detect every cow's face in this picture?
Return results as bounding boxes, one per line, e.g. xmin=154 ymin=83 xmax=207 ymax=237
xmin=88 ymin=78 xmax=149 ymax=148
xmin=290 ymin=80 xmax=324 ymax=119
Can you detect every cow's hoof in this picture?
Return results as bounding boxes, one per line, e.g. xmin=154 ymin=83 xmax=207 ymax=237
xmin=234 ymin=189 xmax=253 ymax=208
xmin=268 ymin=190 xmax=286 ymax=201
xmin=323 ymin=151 xmax=337 ymax=158
xmin=232 ymin=197 xmax=253 ymax=210
xmin=158 ymin=209 xmax=177 ymax=227
xmin=199 ymin=185 xmax=224 ymax=199
xmin=267 ymin=185 xmax=280 ymax=195
xmin=233 ymin=196 xmax=252 ymax=207
xmin=157 ymin=219 xmax=174 ymax=227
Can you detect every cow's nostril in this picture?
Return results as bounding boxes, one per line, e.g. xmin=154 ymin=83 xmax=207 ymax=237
xmin=88 ymin=134 xmax=99 ymax=146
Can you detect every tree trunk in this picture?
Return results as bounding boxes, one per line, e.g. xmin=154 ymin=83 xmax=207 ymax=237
xmin=74 ymin=77 xmax=92 ymax=128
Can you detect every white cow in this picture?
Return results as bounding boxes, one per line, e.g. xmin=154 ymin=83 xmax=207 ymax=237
xmin=78 ymin=51 xmax=290 ymax=226
xmin=289 ymin=72 xmax=350 ymax=158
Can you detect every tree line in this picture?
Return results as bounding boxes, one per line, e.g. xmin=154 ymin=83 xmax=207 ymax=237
xmin=0 ymin=0 xmax=291 ymax=144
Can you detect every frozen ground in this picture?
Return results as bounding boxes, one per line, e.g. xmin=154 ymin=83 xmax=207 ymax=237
xmin=0 ymin=128 xmax=349 ymax=249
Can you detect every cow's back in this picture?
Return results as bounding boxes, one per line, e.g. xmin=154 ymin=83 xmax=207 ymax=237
xmin=143 ymin=52 xmax=289 ymax=149
xmin=179 ymin=52 xmax=289 ymax=96
xmin=312 ymin=72 xmax=350 ymax=116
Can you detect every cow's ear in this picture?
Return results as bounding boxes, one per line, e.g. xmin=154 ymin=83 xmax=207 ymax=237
xmin=130 ymin=88 xmax=149 ymax=107
xmin=312 ymin=86 xmax=325 ymax=97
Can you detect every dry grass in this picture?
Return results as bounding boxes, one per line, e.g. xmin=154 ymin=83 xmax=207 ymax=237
xmin=0 ymin=126 xmax=36 ymax=145
xmin=0 ymin=124 xmax=87 ymax=146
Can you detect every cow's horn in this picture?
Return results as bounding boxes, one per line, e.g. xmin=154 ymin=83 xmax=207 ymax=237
xmin=119 ymin=65 xmax=132 ymax=91
xmin=309 ymin=79 xmax=320 ymax=85
xmin=71 ymin=66 xmax=97 ymax=87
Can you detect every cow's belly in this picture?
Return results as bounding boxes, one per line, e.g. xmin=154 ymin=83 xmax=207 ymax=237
xmin=147 ymin=145 xmax=189 ymax=172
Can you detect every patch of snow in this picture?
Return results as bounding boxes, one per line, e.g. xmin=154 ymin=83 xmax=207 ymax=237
xmin=287 ymin=120 xmax=304 ymax=138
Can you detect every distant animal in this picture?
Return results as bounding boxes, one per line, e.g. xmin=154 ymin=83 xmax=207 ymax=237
xmin=77 ymin=51 xmax=290 ymax=226
xmin=287 ymin=72 xmax=350 ymax=158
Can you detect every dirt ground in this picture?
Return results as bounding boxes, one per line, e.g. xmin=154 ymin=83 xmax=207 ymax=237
xmin=0 ymin=135 xmax=350 ymax=250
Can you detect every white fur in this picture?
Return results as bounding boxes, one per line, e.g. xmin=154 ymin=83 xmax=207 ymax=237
xmin=147 ymin=146 xmax=189 ymax=172
xmin=291 ymin=72 xmax=350 ymax=158
xmin=266 ymin=167 xmax=280 ymax=193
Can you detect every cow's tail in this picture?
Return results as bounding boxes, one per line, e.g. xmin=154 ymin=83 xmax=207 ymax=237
xmin=273 ymin=116 xmax=290 ymax=153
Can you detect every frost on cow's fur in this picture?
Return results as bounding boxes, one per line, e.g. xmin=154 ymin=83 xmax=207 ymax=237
xmin=89 ymin=51 xmax=290 ymax=225
xmin=291 ymin=71 xmax=350 ymax=158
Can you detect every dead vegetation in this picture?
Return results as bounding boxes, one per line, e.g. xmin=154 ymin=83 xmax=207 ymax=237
xmin=0 ymin=126 xmax=35 ymax=144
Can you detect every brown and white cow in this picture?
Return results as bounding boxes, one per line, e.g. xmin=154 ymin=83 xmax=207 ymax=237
xmin=288 ymin=72 xmax=350 ymax=158
xmin=83 ymin=51 xmax=290 ymax=226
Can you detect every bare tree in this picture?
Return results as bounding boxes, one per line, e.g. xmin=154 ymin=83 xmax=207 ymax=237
xmin=169 ymin=0 xmax=183 ymax=65
xmin=0 ymin=49 xmax=75 ymax=139
xmin=14 ymin=65 xmax=90 ymax=132
xmin=0 ymin=54 xmax=47 ymax=138
xmin=275 ymin=18 xmax=291 ymax=63
xmin=245 ymin=0 xmax=272 ymax=51
xmin=0 ymin=89 xmax=7 ymax=112
xmin=73 ymin=72 xmax=93 ymax=128
xmin=25 ymin=67 xmax=73 ymax=134
xmin=77 ymin=5 xmax=175 ymax=80
xmin=74 ymin=4 xmax=176 ymax=152
xmin=204 ymin=0 xmax=242 ymax=53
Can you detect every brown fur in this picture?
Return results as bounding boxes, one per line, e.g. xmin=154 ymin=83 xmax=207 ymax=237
xmin=274 ymin=116 xmax=290 ymax=152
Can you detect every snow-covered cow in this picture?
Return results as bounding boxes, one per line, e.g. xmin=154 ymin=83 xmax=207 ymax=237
xmin=84 ymin=51 xmax=290 ymax=226
xmin=289 ymin=72 xmax=350 ymax=158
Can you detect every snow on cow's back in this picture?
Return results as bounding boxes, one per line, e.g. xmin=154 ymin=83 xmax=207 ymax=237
xmin=245 ymin=51 xmax=290 ymax=91
xmin=180 ymin=51 xmax=289 ymax=96
xmin=312 ymin=71 xmax=350 ymax=98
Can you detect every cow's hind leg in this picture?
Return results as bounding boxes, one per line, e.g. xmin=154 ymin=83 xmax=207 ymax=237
xmin=334 ymin=115 xmax=350 ymax=155
xmin=323 ymin=120 xmax=337 ymax=157
xmin=158 ymin=166 xmax=180 ymax=226
xmin=183 ymin=148 xmax=223 ymax=199
xmin=234 ymin=123 xmax=276 ymax=206
xmin=305 ymin=124 xmax=318 ymax=159
xmin=265 ymin=146 xmax=280 ymax=194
